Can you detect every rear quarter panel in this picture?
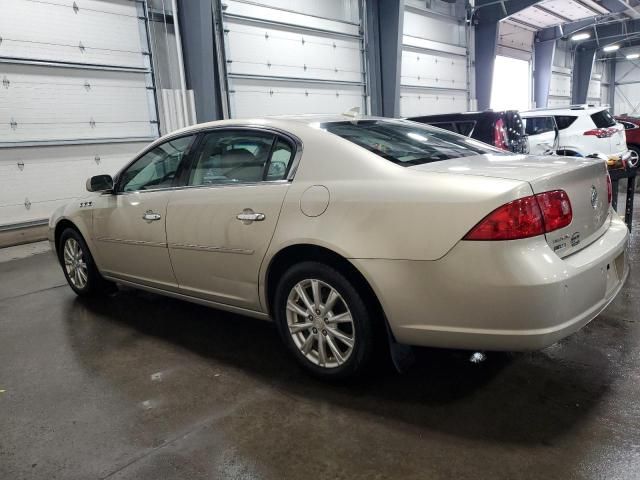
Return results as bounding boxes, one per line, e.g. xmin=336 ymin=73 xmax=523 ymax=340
xmin=260 ymin=127 xmax=532 ymax=281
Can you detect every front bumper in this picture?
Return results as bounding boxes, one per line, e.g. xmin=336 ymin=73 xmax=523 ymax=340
xmin=352 ymin=213 xmax=630 ymax=351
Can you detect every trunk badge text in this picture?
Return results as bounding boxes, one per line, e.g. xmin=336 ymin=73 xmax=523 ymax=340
xmin=590 ymin=185 xmax=598 ymax=209
xmin=79 ymin=201 xmax=92 ymax=208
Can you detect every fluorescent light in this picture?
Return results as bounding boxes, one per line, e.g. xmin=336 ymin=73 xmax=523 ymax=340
xmin=571 ymin=32 xmax=590 ymax=41
xmin=603 ymin=45 xmax=620 ymax=52
xmin=627 ymin=53 xmax=640 ymax=60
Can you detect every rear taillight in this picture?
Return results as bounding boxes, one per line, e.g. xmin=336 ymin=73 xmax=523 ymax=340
xmin=464 ymin=190 xmax=572 ymax=241
xmin=494 ymin=118 xmax=509 ymax=150
xmin=606 ymin=174 xmax=612 ymax=204
xmin=584 ymin=128 xmax=616 ymax=138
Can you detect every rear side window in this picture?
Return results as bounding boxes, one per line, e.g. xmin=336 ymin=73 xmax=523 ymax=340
xmin=456 ymin=121 xmax=476 ymax=136
xmin=620 ymin=120 xmax=638 ymax=130
xmin=523 ymin=116 xmax=555 ymax=135
xmin=554 ymin=115 xmax=577 ymax=130
xmin=321 ymin=119 xmax=506 ymax=167
xmin=590 ymin=110 xmax=616 ymax=128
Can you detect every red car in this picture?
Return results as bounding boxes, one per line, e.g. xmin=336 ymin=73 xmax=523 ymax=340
xmin=616 ymin=115 xmax=640 ymax=162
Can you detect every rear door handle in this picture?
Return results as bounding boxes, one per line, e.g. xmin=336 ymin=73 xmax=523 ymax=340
xmin=236 ymin=209 xmax=265 ymax=224
xmin=142 ymin=210 xmax=162 ymax=222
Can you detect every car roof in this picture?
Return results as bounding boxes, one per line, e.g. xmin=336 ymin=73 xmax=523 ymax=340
xmin=520 ymin=106 xmax=606 ymax=117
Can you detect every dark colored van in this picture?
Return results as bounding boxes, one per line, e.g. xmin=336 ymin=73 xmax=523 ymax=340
xmin=407 ymin=110 xmax=529 ymax=153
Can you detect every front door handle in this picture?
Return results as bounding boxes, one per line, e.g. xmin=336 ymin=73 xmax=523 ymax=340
xmin=142 ymin=210 xmax=162 ymax=222
xmin=236 ymin=209 xmax=265 ymax=224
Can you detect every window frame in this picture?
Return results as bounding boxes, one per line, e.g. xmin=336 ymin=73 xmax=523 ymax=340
xmin=113 ymin=133 xmax=199 ymax=194
xmin=111 ymin=126 xmax=302 ymax=195
xmin=179 ymin=126 xmax=302 ymax=190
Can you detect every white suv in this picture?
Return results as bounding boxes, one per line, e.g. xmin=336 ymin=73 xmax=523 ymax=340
xmin=521 ymin=106 xmax=628 ymax=160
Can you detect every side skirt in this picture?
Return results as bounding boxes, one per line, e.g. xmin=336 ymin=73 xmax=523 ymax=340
xmin=102 ymin=275 xmax=271 ymax=321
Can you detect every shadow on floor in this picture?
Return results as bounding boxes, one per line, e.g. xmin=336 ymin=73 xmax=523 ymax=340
xmin=63 ymin=285 xmax=632 ymax=447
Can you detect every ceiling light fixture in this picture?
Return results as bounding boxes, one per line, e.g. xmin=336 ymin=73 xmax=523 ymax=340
xmin=571 ymin=32 xmax=590 ymax=41
xmin=627 ymin=53 xmax=640 ymax=60
xmin=603 ymin=45 xmax=620 ymax=52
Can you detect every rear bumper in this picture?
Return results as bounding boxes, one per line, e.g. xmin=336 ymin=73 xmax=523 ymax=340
xmin=352 ymin=213 xmax=630 ymax=351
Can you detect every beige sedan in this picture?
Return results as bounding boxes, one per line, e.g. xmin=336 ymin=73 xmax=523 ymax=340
xmin=49 ymin=116 xmax=630 ymax=378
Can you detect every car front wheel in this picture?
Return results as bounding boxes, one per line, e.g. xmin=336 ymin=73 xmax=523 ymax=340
xmin=58 ymin=228 xmax=115 ymax=296
xmin=274 ymin=261 xmax=376 ymax=378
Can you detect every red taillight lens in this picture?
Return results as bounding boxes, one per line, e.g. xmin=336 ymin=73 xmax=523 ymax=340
xmin=535 ymin=190 xmax=573 ymax=231
xmin=606 ymin=174 xmax=612 ymax=204
xmin=494 ymin=118 xmax=509 ymax=150
xmin=464 ymin=190 xmax=572 ymax=241
xmin=583 ymin=128 xmax=615 ymax=138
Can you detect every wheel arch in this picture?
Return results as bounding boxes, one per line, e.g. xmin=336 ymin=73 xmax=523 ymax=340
xmin=263 ymin=243 xmax=390 ymax=337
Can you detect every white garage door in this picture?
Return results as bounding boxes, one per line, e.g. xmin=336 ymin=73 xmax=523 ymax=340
xmin=400 ymin=1 xmax=469 ymax=117
xmin=216 ymin=0 xmax=368 ymax=118
xmin=0 ymin=0 xmax=159 ymax=228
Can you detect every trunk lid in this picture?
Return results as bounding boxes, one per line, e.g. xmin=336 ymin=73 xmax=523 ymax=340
xmin=409 ymin=154 xmax=610 ymax=257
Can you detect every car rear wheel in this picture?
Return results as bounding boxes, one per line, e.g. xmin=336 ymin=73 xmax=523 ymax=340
xmin=58 ymin=228 xmax=115 ymax=297
xmin=274 ymin=261 xmax=375 ymax=379
xmin=628 ymin=145 xmax=640 ymax=168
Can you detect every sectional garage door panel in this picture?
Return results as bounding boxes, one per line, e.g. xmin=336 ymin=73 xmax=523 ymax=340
xmin=399 ymin=3 xmax=469 ymax=117
xmin=0 ymin=0 xmax=146 ymax=69
xmin=400 ymin=90 xmax=468 ymax=117
xmin=0 ymin=0 xmax=158 ymax=228
xmin=229 ymin=78 xmax=365 ymax=117
xmin=225 ymin=22 xmax=364 ymax=84
xmin=0 ymin=141 xmax=148 ymax=226
xmin=0 ymin=63 xmax=156 ymax=144
xmin=400 ymin=49 xmax=467 ymax=91
xmin=219 ymin=0 xmax=367 ymax=118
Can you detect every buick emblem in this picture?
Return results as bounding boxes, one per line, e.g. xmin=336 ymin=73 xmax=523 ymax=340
xmin=590 ymin=185 xmax=598 ymax=209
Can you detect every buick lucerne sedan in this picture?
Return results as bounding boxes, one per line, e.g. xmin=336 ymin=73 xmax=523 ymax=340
xmin=49 ymin=116 xmax=630 ymax=378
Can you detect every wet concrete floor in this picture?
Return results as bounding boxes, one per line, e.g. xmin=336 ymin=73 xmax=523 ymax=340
xmin=1 ymin=218 xmax=639 ymax=479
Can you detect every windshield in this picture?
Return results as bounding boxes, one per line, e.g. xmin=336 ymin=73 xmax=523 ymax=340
xmin=321 ymin=119 xmax=508 ymax=166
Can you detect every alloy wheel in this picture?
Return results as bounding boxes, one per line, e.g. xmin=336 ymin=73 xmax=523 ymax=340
xmin=63 ymin=238 xmax=88 ymax=289
xmin=286 ymin=279 xmax=355 ymax=368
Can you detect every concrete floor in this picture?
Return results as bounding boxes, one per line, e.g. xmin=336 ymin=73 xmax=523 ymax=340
xmin=1 ymin=222 xmax=639 ymax=479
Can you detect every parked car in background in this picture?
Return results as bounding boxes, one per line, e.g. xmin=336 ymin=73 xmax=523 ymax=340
xmin=615 ymin=115 xmax=640 ymax=167
xmin=521 ymin=106 xmax=628 ymax=162
xmin=49 ymin=115 xmax=629 ymax=378
xmin=407 ymin=110 xmax=529 ymax=153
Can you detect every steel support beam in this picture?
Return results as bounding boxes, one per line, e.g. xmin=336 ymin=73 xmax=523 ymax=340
xmin=365 ymin=0 xmax=404 ymax=117
xmin=608 ymin=60 xmax=616 ymax=110
xmin=474 ymin=21 xmax=498 ymax=110
xmin=572 ymin=47 xmax=596 ymax=104
xmin=533 ymin=40 xmax=555 ymax=108
xmin=178 ymin=0 xmax=224 ymax=122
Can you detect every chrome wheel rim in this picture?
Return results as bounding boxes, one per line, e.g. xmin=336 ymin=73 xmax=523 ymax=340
xmin=63 ymin=238 xmax=88 ymax=289
xmin=286 ymin=279 xmax=355 ymax=368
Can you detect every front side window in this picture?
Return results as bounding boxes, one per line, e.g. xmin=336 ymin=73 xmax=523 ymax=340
xmin=321 ymin=119 xmax=505 ymax=167
xmin=523 ymin=116 xmax=555 ymax=135
xmin=119 ymin=135 xmax=195 ymax=192
xmin=188 ymin=130 xmax=294 ymax=186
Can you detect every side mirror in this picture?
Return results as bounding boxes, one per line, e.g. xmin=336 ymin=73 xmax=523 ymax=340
xmin=86 ymin=174 xmax=114 ymax=192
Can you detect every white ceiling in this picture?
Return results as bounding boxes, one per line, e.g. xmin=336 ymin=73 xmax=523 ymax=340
xmin=506 ymin=0 xmax=611 ymax=30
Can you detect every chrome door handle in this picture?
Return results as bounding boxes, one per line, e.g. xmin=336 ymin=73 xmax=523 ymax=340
xmin=236 ymin=209 xmax=265 ymax=224
xmin=142 ymin=210 xmax=162 ymax=222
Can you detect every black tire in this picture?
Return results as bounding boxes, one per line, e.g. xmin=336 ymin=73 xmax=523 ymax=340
xmin=58 ymin=228 xmax=116 ymax=297
xmin=273 ymin=261 xmax=376 ymax=379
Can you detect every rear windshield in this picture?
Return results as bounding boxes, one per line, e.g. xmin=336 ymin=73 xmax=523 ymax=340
xmin=591 ymin=110 xmax=616 ymax=128
xmin=320 ymin=119 xmax=506 ymax=166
